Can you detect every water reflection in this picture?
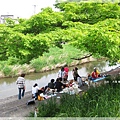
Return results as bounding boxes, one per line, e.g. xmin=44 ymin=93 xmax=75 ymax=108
xmin=0 ymin=61 xmax=119 ymax=99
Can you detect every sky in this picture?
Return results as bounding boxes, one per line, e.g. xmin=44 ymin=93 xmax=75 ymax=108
xmin=0 ymin=0 xmax=57 ymax=19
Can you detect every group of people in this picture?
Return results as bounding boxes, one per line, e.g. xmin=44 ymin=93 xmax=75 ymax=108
xmin=58 ymin=65 xmax=81 ymax=82
xmin=58 ymin=65 xmax=69 ymax=82
xmin=16 ymin=65 xmax=101 ymax=100
xmin=16 ymin=65 xmax=82 ymax=100
xmin=32 ymin=77 xmax=66 ymax=100
xmin=30 ymin=65 xmax=84 ymax=100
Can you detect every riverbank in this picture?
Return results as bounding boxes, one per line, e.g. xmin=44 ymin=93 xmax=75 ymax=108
xmin=0 ymin=91 xmax=33 ymax=117
xmin=0 ymin=84 xmax=88 ymax=117
xmin=0 ymin=60 xmax=120 ymax=99
xmin=0 ymin=56 xmax=99 ymax=79
xmin=0 ymin=62 xmax=120 ymax=117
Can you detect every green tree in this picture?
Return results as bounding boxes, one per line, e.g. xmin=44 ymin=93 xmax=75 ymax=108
xmin=6 ymin=32 xmax=49 ymax=64
xmin=58 ymin=2 xmax=120 ymax=24
xmin=56 ymin=0 xmax=120 ymax=3
xmin=0 ymin=25 xmax=12 ymax=60
xmin=0 ymin=2 xmax=120 ymax=65
xmin=22 ymin=7 xmax=64 ymax=35
xmin=79 ymin=19 xmax=120 ymax=63
xmin=5 ymin=18 xmax=15 ymax=28
xmin=0 ymin=25 xmax=49 ymax=63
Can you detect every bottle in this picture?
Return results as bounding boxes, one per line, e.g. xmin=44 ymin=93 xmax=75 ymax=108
xmin=34 ymin=107 xmax=38 ymax=117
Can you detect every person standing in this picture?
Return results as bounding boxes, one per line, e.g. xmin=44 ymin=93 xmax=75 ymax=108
xmin=58 ymin=67 xmax=65 ymax=82
xmin=72 ymin=67 xmax=81 ymax=81
xmin=16 ymin=73 xmax=26 ymax=100
xmin=64 ymin=64 xmax=69 ymax=81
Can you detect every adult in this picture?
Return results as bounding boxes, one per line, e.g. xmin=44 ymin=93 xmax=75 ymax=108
xmin=55 ymin=78 xmax=64 ymax=92
xmin=48 ymin=79 xmax=55 ymax=89
xmin=91 ymin=67 xmax=99 ymax=80
xmin=72 ymin=67 xmax=81 ymax=81
xmin=64 ymin=64 xmax=69 ymax=81
xmin=32 ymin=83 xmax=44 ymax=99
xmin=58 ymin=67 xmax=65 ymax=81
xmin=32 ymin=83 xmax=40 ymax=99
xmin=16 ymin=73 xmax=26 ymax=100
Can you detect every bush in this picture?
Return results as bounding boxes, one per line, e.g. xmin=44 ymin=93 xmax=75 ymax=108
xmin=7 ymin=57 xmax=20 ymax=65
xmin=2 ymin=66 xmax=12 ymax=76
xmin=29 ymin=83 xmax=120 ymax=117
xmin=30 ymin=44 xmax=88 ymax=72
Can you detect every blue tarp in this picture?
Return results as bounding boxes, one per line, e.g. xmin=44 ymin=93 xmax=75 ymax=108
xmin=93 ymin=77 xmax=106 ymax=82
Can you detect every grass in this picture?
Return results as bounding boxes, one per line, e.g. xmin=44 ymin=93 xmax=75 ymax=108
xmin=0 ymin=44 xmax=88 ymax=77
xmin=29 ymin=83 xmax=120 ymax=117
xmin=30 ymin=44 xmax=88 ymax=72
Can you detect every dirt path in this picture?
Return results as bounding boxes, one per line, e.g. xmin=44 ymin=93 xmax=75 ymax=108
xmin=0 ymin=91 xmax=36 ymax=117
xmin=0 ymin=84 xmax=88 ymax=117
xmin=101 ymin=66 xmax=120 ymax=77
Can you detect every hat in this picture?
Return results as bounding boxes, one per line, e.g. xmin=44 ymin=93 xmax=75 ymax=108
xmin=94 ymin=67 xmax=96 ymax=70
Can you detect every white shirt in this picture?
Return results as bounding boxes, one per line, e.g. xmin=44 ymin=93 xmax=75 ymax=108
xmin=58 ymin=70 xmax=65 ymax=78
xmin=32 ymin=86 xmax=39 ymax=95
xmin=16 ymin=76 xmax=25 ymax=88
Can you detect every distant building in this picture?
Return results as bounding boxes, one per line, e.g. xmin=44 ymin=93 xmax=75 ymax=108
xmin=0 ymin=15 xmax=14 ymax=24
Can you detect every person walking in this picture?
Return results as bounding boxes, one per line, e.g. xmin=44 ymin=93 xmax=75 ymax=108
xmin=16 ymin=73 xmax=26 ymax=100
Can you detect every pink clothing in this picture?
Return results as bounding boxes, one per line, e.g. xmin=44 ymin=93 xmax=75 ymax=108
xmin=64 ymin=67 xmax=69 ymax=76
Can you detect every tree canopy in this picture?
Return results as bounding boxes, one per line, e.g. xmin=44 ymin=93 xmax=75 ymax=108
xmin=0 ymin=2 xmax=120 ymax=64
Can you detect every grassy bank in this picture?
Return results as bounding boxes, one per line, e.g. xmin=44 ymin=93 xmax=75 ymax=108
xmin=29 ymin=83 xmax=120 ymax=117
xmin=0 ymin=45 xmax=93 ymax=78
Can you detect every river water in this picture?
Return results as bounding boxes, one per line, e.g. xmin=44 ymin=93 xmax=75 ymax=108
xmin=0 ymin=61 xmax=119 ymax=99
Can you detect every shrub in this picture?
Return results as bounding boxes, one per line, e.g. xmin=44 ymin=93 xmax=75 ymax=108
xmin=2 ymin=66 xmax=12 ymax=76
xmin=30 ymin=44 xmax=87 ymax=72
xmin=29 ymin=83 xmax=120 ymax=117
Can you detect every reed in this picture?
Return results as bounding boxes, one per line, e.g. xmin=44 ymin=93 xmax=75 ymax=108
xmin=29 ymin=83 xmax=120 ymax=117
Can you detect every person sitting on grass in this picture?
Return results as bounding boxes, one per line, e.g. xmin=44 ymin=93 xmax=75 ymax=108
xmin=91 ymin=67 xmax=100 ymax=80
xmin=43 ymin=79 xmax=55 ymax=94
xmin=32 ymin=83 xmax=44 ymax=100
xmin=55 ymin=78 xmax=64 ymax=92
xmin=48 ymin=79 xmax=55 ymax=89
xmin=43 ymin=79 xmax=56 ymax=94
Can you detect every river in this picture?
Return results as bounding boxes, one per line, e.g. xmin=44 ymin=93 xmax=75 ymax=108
xmin=0 ymin=61 xmax=119 ymax=99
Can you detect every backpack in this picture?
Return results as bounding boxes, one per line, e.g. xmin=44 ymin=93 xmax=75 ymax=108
xmin=27 ymin=99 xmax=35 ymax=105
xmin=37 ymin=95 xmax=44 ymax=101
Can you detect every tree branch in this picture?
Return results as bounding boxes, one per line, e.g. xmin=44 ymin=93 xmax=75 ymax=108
xmin=71 ymin=54 xmax=92 ymax=60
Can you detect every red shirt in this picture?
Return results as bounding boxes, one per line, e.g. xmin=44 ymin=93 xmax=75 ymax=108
xmin=64 ymin=67 xmax=69 ymax=76
xmin=91 ymin=71 xmax=98 ymax=79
